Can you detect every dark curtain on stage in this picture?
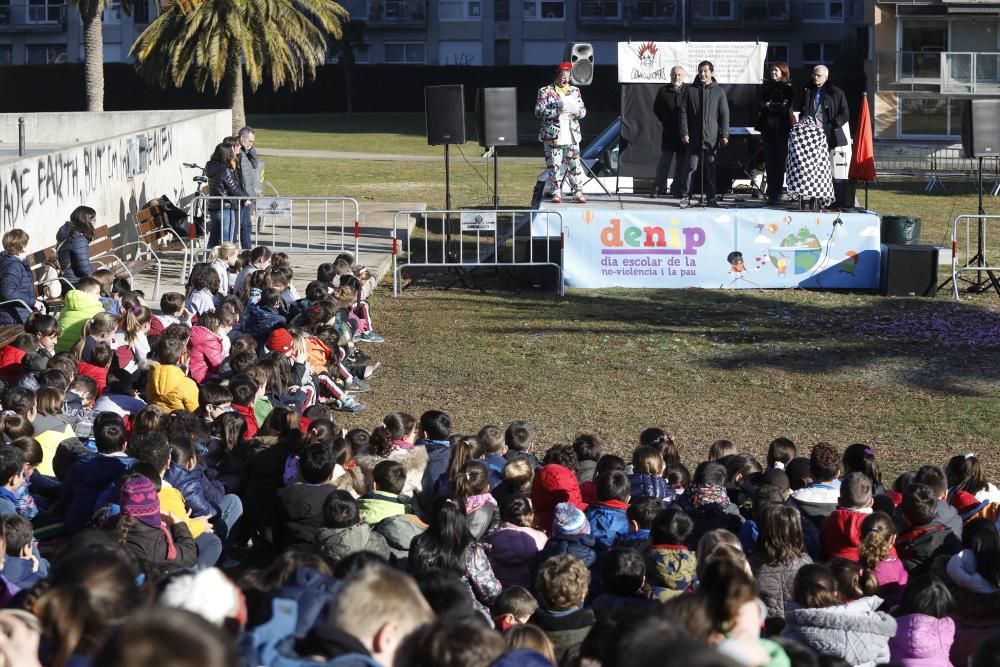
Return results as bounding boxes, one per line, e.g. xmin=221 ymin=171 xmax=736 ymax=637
xmin=619 ymin=83 xmax=762 ymax=179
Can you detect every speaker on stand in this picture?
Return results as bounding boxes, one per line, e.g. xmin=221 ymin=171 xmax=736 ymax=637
xmin=952 ymin=99 xmax=1000 ymax=296
xmin=425 ymin=85 xmax=470 ymax=287
xmin=476 ymin=87 xmax=518 ymax=209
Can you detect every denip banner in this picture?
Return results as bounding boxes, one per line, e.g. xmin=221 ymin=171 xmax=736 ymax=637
xmin=536 ymin=208 xmax=882 ymax=289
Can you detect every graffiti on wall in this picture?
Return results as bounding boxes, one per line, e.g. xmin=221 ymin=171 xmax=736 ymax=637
xmin=0 ymin=125 xmax=174 ymax=230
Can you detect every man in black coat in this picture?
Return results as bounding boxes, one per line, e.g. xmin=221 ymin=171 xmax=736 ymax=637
xmin=795 ymin=65 xmax=849 ymax=150
xmin=679 ymin=61 xmax=730 ymax=207
xmin=651 ymin=65 xmax=688 ymax=199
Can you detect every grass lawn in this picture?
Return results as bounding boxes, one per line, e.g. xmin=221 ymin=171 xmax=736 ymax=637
xmin=253 ymin=114 xmax=1000 ymax=479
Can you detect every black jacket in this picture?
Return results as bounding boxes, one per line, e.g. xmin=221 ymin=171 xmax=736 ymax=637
xmin=796 ymin=81 xmax=849 ymax=149
xmin=757 ymin=80 xmax=794 ymax=140
xmin=653 ymin=83 xmax=688 ymax=152
xmin=205 ymin=160 xmax=248 ymax=210
xmin=0 ymin=252 xmax=35 ymax=324
xmin=275 ymin=483 xmax=338 ymax=551
xmin=107 ymin=514 xmax=198 ymax=572
xmin=680 ymin=78 xmax=730 ymax=150
xmin=56 ymin=224 xmax=94 ymax=286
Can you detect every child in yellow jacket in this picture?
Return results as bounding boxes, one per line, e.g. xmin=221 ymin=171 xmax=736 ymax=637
xmin=146 ymin=338 xmax=198 ymax=413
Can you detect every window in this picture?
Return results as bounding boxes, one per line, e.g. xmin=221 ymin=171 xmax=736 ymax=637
xmin=384 ymin=42 xmax=424 ymax=64
xmin=103 ymin=0 xmax=121 ymax=22
xmin=766 ymin=44 xmax=788 ymax=65
xmin=25 ymin=43 xmax=66 ymax=64
xmin=803 ymin=42 xmax=839 ymax=66
xmin=802 ymin=0 xmax=843 ymax=23
xmin=692 ymin=0 xmax=734 ymax=20
xmin=27 ymin=0 xmax=62 ymax=22
xmin=132 ymin=0 xmax=149 ymax=22
xmin=523 ymin=0 xmax=563 ymax=20
xmin=327 ymin=44 xmax=370 ymax=64
xmin=439 ymin=0 xmax=479 ymax=19
xmin=0 ymin=45 xmax=11 ymax=66
xmin=579 ymin=0 xmax=620 ymax=19
xmin=495 ymin=0 xmax=508 ymax=19
xmin=899 ymin=97 xmax=962 ymax=137
xmin=0 ymin=0 xmax=10 ymax=26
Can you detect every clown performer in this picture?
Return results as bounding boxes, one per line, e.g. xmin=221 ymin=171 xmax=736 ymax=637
xmin=535 ymin=62 xmax=588 ymax=204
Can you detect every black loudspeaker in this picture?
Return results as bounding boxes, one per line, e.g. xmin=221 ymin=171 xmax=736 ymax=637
xmin=880 ymin=244 xmax=938 ymax=297
xmin=563 ymin=43 xmax=594 ymax=86
xmin=476 ymin=87 xmax=518 ymax=147
xmin=961 ymin=99 xmax=1000 ymax=158
xmin=425 ymin=85 xmax=466 ymax=145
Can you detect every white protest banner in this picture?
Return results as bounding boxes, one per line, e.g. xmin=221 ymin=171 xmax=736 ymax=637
xmin=618 ymin=42 xmax=768 ymax=85
xmin=461 ymin=211 xmax=497 ymax=232
xmin=257 ymin=198 xmax=293 ymax=216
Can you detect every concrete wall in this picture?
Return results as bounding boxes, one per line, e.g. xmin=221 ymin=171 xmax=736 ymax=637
xmin=0 ymin=110 xmax=228 ymax=147
xmin=0 ymin=109 xmax=231 ymax=254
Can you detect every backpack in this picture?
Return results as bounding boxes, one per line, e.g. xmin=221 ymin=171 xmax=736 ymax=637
xmin=239 ymin=568 xmax=377 ymax=667
xmin=239 ymin=598 xmax=380 ymax=667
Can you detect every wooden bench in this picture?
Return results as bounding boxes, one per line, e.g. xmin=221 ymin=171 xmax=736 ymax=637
xmin=132 ymin=201 xmax=197 ymax=289
xmin=0 ymin=223 xmax=164 ymax=347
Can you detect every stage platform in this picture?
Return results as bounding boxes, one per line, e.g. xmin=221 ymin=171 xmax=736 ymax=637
xmin=532 ymin=193 xmax=882 ymax=290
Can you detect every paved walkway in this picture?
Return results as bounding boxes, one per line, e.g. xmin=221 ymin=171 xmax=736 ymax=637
xmin=257 ymin=147 xmax=544 ymax=165
xmin=129 ymin=201 xmax=425 ymax=298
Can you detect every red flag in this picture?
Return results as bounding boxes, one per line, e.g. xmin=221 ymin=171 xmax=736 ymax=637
xmin=849 ymin=94 xmax=876 ymax=182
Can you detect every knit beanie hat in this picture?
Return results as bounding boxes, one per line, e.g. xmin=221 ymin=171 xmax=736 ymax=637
xmin=554 ymin=501 xmax=589 ymax=535
xmin=267 ymin=328 xmax=294 ymax=354
xmin=120 ymin=476 xmax=161 ymax=529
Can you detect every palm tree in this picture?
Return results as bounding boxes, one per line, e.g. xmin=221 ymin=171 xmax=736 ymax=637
xmin=75 ymin=0 xmax=132 ymax=111
xmin=329 ymin=18 xmax=367 ymax=114
xmin=130 ymin=0 xmax=347 ymax=132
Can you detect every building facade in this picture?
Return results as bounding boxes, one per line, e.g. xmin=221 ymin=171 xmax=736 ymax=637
xmin=1 ymin=0 xmax=872 ymax=76
xmin=874 ymin=0 xmax=1000 ymax=143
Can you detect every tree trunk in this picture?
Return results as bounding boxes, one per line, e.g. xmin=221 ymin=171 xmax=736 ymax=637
xmin=225 ymin=58 xmax=245 ymax=134
xmin=82 ymin=7 xmax=104 ymax=112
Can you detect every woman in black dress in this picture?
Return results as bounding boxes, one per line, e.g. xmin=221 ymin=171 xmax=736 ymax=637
xmin=757 ymin=62 xmax=795 ymax=205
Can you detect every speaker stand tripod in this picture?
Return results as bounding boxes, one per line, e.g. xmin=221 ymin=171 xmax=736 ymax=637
xmin=938 ymin=157 xmax=1000 ymax=296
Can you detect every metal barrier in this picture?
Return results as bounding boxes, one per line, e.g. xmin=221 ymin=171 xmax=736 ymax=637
xmin=875 ymin=145 xmax=1000 ymax=193
xmin=190 ymin=195 xmax=361 ymax=260
xmin=950 ymin=213 xmax=1000 ymax=300
xmin=391 ymin=209 xmax=564 ymax=297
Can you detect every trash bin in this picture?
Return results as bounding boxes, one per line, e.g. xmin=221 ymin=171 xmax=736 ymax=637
xmin=881 ymin=215 xmax=922 ymax=244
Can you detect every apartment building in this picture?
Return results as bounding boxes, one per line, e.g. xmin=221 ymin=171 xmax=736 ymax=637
xmin=874 ymin=1 xmax=1000 ymax=143
xmin=1 ymin=0 xmax=871 ymax=75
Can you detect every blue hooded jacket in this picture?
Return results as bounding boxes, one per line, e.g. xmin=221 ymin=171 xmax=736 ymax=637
xmin=585 ymin=501 xmax=629 ymax=550
xmin=58 ymin=453 xmax=134 ymax=534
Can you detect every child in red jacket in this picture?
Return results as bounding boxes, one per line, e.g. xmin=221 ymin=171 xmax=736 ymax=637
xmin=820 ymin=472 xmax=873 ymax=560
xmin=77 ymin=341 xmax=113 ymax=397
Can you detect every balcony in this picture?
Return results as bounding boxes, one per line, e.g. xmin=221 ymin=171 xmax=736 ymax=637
xmin=878 ymin=50 xmax=1000 ymax=95
xmin=632 ymin=0 xmax=678 ymax=22
xmin=689 ymin=0 xmax=791 ymax=27
xmin=578 ymin=0 xmax=624 ymax=24
xmin=0 ymin=2 xmax=68 ymax=31
xmin=340 ymin=0 xmax=426 ymax=26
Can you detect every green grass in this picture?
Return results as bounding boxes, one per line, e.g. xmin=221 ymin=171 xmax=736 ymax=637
xmin=251 ymin=111 xmax=618 ymax=158
xmin=338 ymin=288 xmax=1000 ymax=480
xmin=253 ymin=113 xmax=1000 ymax=479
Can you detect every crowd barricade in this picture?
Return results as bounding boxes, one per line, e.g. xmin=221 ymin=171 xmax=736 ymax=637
xmin=391 ymin=209 xmax=565 ymax=297
xmin=875 ymin=145 xmax=1000 ymax=193
xmin=950 ymin=213 xmax=1000 ymax=300
xmin=189 ymin=195 xmax=361 ymax=268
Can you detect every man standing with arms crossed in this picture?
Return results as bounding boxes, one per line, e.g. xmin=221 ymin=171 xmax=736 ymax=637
xmin=235 ymin=126 xmax=262 ymax=249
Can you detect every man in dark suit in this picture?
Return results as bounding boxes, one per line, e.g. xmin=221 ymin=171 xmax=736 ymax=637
xmin=679 ymin=60 xmax=730 ymax=208
xmin=651 ymin=66 xmax=688 ymax=199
